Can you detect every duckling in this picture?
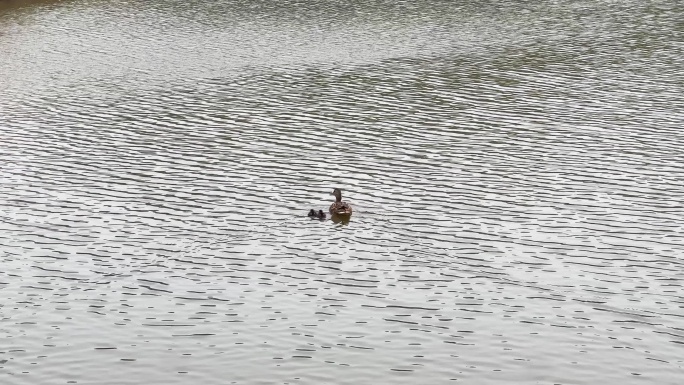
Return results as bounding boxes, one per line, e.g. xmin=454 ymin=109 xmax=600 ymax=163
xmin=329 ymin=188 xmax=352 ymax=216
xmin=308 ymin=209 xmax=316 ymax=217
xmin=317 ymin=209 xmax=326 ymax=219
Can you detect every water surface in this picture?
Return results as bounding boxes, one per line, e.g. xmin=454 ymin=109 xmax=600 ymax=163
xmin=1 ymin=0 xmax=683 ymax=384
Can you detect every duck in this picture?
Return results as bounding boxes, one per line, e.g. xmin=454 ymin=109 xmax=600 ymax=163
xmin=308 ymin=209 xmax=326 ymax=219
xmin=329 ymin=188 xmax=352 ymax=216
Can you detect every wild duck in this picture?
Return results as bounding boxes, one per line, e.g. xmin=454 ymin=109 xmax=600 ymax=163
xmin=329 ymin=188 xmax=352 ymax=216
xmin=308 ymin=209 xmax=326 ymax=219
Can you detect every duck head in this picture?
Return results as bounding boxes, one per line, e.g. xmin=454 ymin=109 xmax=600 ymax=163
xmin=331 ymin=188 xmax=342 ymax=202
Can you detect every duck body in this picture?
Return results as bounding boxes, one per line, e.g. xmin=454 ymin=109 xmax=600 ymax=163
xmin=329 ymin=188 xmax=352 ymax=217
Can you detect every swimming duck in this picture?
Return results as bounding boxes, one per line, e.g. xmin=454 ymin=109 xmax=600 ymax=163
xmin=329 ymin=188 xmax=352 ymax=216
xmin=308 ymin=209 xmax=326 ymax=219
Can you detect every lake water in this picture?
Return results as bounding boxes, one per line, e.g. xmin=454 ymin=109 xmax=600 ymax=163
xmin=1 ymin=0 xmax=683 ymax=384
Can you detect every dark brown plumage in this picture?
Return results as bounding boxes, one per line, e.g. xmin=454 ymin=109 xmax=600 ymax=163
xmin=308 ymin=209 xmax=326 ymax=219
xmin=329 ymin=188 xmax=352 ymax=216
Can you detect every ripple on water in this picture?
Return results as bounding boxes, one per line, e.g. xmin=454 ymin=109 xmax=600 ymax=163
xmin=1 ymin=0 xmax=684 ymax=384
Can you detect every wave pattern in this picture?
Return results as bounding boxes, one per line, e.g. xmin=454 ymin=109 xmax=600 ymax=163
xmin=1 ymin=0 xmax=683 ymax=384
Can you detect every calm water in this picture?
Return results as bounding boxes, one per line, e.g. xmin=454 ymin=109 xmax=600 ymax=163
xmin=1 ymin=0 xmax=683 ymax=384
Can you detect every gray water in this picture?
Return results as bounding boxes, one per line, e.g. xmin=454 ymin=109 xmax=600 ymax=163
xmin=1 ymin=0 xmax=683 ymax=384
